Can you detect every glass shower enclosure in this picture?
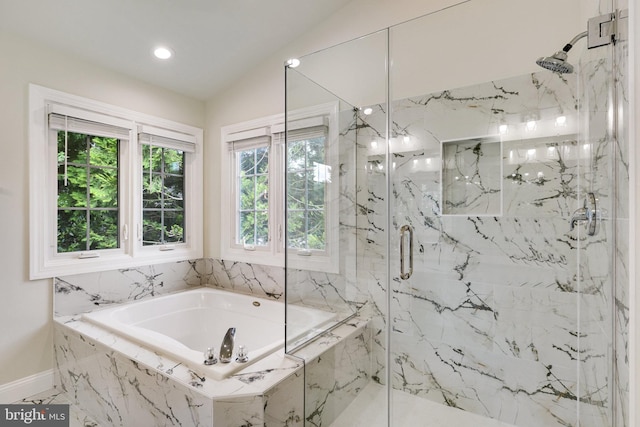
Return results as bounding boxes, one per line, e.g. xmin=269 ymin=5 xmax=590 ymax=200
xmin=284 ymin=1 xmax=629 ymax=426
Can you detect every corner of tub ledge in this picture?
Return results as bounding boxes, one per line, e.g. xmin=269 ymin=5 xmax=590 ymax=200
xmin=54 ymin=313 xmax=83 ymax=325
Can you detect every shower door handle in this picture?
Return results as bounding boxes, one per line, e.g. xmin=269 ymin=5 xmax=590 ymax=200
xmin=400 ymin=225 xmax=413 ymax=280
xmin=570 ymin=192 xmax=599 ymax=236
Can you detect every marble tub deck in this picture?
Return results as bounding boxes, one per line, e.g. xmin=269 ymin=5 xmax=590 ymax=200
xmin=54 ymin=313 xmax=371 ymax=426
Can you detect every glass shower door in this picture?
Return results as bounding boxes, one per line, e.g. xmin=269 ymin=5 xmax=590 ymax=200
xmin=386 ymin=1 xmax=622 ymax=426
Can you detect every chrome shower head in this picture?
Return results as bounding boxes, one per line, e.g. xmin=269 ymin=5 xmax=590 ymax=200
xmin=536 ymin=31 xmax=587 ymax=74
xmin=536 ymin=50 xmax=574 ymax=74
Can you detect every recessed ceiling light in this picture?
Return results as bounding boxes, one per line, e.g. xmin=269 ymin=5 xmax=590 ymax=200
xmin=285 ymin=58 xmax=300 ymax=68
xmin=153 ymin=47 xmax=173 ymax=60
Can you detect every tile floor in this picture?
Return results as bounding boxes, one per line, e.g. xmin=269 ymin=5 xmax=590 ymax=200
xmin=18 ymin=383 xmax=517 ymax=427
xmin=329 ymin=382 xmax=518 ymax=427
xmin=15 ymin=388 xmax=99 ymax=427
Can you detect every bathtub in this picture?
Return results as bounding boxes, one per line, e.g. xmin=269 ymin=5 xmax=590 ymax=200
xmin=82 ymin=287 xmax=335 ymax=380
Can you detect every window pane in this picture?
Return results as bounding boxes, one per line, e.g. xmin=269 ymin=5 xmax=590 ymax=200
xmin=164 ymin=175 xmax=184 ymax=209
xmin=143 ymin=146 xmax=162 ymax=173
xmin=143 ymin=210 xmax=162 ymax=244
xmin=240 ymin=150 xmax=255 ymax=174
xmin=287 ymin=210 xmax=306 ymax=249
xmin=255 ymin=175 xmax=268 ymax=210
xmin=255 ymin=210 xmax=268 ymax=245
xmin=58 ymin=131 xmax=87 ymax=164
xmin=163 ymin=211 xmax=184 ymax=243
xmin=142 ymin=173 xmax=162 ymax=208
xmin=287 ymin=141 xmax=306 ymax=171
xmin=164 ymin=150 xmax=184 ymax=174
xmin=89 ymin=167 xmax=118 ymax=208
xmin=307 ymin=178 xmax=325 ymax=209
xmin=57 ymin=132 xmax=120 ymax=254
xmin=240 ymin=176 xmax=255 ymax=210
xmin=286 ymin=134 xmax=328 ymax=252
xmin=255 ymin=147 xmax=269 ymax=174
xmin=234 ymin=145 xmax=269 ymax=248
xmin=307 ymin=138 xmax=325 ymax=165
xmin=58 ymin=165 xmax=87 ymax=208
xmin=239 ymin=211 xmax=256 ymax=245
xmin=141 ymin=147 xmax=186 ymax=246
xmin=89 ymin=210 xmax=119 ymax=250
xmin=57 ymin=210 xmax=87 ymax=253
xmin=307 ymin=209 xmax=325 ymax=249
xmin=89 ymin=137 xmax=118 ymax=167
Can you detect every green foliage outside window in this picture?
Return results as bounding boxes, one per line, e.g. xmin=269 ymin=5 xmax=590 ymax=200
xmin=57 ymin=131 xmax=119 ymax=252
xmin=237 ymin=147 xmax=269 ymax=246
xmin=287 ymin=136 xmax=326 ymax=250
xmin=142 ymin=146 xmax=185 ymax=245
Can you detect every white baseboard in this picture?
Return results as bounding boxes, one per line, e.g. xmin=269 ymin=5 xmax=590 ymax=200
xmin=0 ymin=370 xmax=55 ymax=403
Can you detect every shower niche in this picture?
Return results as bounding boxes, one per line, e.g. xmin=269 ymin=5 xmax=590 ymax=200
xmin=441 ymin=137 xmax=502 ymax=216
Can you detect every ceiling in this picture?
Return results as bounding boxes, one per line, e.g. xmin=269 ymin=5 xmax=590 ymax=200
xmin=0 ymin=0 xmax=353 ymax=100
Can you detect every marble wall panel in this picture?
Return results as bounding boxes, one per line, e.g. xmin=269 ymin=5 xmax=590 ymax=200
xmin=55 ymin=323 xmax=214 ymax=426
xmin=302 ymin=324 xmax=371 ymax=427
xmin=203 ymin=258 xmax=285 ymax=301
xmin=54 ymin=259 xmax=206 ymax=316
xmin=356 ymin=69 xmax=618 ymax=427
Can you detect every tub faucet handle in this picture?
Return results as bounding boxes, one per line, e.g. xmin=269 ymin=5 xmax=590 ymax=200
xmin=236 ymin=345 xmax=249 ymax=363
xmin=219 ymin=327 xmax=236 ymax=363
xmin=204 ymin=347 xmax=218 ymax=365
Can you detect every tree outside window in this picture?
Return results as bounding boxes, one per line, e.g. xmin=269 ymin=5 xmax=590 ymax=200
xmin=57 ymin=131 xmax=119 ymax=252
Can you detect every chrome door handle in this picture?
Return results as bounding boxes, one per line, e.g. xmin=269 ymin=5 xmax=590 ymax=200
xmin=400 ymin=225 xmax=413 ymax=280
xmin=570 ymin=192 xmax=599 ymax=236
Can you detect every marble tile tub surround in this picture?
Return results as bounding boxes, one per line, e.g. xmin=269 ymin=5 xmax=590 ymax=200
xmin=54 ymin=311 xmax=370 ymax=426
xmin=356 ymin=70 xmax=617 ymax=427
xmin=54 ymin=257 xmax=367 ymax=318
xmin=54 ymin=258 xmax=289 ymax=317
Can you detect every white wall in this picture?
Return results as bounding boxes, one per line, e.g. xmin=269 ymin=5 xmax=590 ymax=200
xmin=0 ymin=30 xmax=204 ymax=390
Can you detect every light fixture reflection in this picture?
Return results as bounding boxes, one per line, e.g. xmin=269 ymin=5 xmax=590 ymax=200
xmin=525 ymin=120 xmax=537 ymax=132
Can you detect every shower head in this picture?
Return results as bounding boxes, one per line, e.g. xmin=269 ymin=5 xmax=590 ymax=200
xmin=536 ymin=50 xmax=574 ymax=74
xmin=536 ymin=31 xmax=588 ymax=74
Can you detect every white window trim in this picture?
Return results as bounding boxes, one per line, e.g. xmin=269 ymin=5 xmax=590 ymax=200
xmin=220 ymin=102 xmax=339 ymax=273
xmin=28 ymin=84 xmax=203 ymax=279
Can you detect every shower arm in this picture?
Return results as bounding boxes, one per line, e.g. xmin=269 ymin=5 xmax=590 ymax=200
xmin=562 ymin=31 xmax=588 ymax=53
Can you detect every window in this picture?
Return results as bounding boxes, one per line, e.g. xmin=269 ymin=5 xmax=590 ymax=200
xmin=29 ymin=85 xmax=203 ymax=279
xmin=221 ymin=103 xmax=339 ymax=272
xmin=236 ymin=144 xmax=270 ymax=248
xmin=285 ymin=129 xmax=328 ymax=252
xmin=54 ymin=120 xmax=123 ymax=253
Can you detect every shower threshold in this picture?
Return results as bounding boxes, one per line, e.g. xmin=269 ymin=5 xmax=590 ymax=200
xmin=329 ymin=382 xmax=517 ymax=427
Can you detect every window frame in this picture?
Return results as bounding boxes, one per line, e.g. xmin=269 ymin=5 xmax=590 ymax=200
xmin=220 ymin=102 xmax=339 ymax=273
xmin=29 ymin=84 xmax=203 ymax=279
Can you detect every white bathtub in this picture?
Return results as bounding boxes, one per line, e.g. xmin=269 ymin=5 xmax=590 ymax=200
xmin=82 ymin=287 xmax=335 ymax=380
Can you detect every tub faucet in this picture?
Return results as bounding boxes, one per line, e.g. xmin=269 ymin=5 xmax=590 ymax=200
xmin=219 ymin=327 xmax=236 ymax=363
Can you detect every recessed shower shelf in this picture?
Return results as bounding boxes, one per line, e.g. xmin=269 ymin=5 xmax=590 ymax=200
xmin=441 ymin=137 xmax=502 ymax=216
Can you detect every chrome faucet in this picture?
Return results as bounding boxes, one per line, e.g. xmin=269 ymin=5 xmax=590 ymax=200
xmin=219 ymin=327 xmax=236 ymax=363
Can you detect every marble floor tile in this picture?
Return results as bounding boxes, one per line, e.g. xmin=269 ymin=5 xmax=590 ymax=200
xmin=330 ymin=382 xmax=517 ymax=427
xmin=14 ymin=388 xmax=100 ymax=427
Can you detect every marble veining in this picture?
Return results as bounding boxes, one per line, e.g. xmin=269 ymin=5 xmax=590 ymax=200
xmin=355 ymin=67 xmax=620 ymax=427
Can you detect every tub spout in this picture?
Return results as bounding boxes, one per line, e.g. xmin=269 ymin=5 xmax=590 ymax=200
xmin=219 ymin=327 xmax=236 ymax=363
